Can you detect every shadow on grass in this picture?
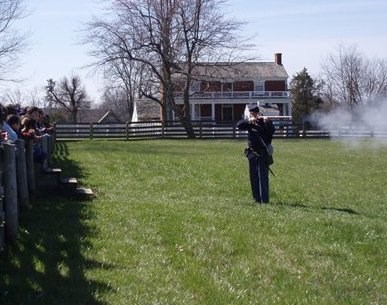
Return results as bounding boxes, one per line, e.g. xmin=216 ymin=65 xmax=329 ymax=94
xmin=0 ymin=142 xmax=110 ymax=305
xmin=275 ymin=201 xmax=359 ymax=215
xmin=321 ymin=206 xmax=359 ymax=215
xmin=54 ymin=141 xmax=86 ymax=179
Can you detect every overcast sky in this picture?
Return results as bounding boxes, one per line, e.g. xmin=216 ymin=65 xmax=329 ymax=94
xmin=3 ymin=0 xmax=387 ymax=105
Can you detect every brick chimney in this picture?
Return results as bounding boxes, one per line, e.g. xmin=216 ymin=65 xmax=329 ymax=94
xmin=274 ymin=53 xmax=282 ymax=65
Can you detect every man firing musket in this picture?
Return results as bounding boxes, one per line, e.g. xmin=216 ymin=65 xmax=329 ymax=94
xmin=237 ymin=103 xmax=275 ymax=204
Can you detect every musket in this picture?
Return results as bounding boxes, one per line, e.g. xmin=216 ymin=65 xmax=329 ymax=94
xmin=268 ymin=167 xmax=275 ymax=177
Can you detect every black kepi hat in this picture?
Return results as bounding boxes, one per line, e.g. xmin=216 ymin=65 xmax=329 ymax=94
xmin=248 ymin=103 xmax=260 ymax=113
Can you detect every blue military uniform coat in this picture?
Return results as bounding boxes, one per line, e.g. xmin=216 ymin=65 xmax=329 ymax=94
xmin=237 ymin=117 xmax=275 ymax=203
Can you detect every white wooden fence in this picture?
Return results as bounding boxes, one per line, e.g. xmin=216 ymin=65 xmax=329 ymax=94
xmin=55 ymin=120 xmax=387 ymax=140
xmin=54 ymin=119 xmax=334 ymax=140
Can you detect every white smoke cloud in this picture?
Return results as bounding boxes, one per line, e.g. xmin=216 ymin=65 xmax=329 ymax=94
xmin=361 ymin=101 xmax=387 ymax=130
xmin=313 ymin=108 xmax=353 ymax=131
xmin=311 ymin=98 xmax=387 ymax=148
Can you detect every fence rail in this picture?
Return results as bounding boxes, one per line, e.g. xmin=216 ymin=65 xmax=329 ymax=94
xmin=55 ymin=120 xmax=387 ymax=140
xmin=55 ymin=120 xmax=297 ymax=140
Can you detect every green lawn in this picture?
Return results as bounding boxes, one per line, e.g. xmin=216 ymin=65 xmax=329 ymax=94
xmin=1 ymin=139 xmax=386 ymax=305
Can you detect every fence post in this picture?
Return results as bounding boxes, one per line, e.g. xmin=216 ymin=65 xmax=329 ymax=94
xmin=90 ymin=122 xmax=94 ymax=140
xmin=126 ymin=121 xmax=130 ymax=140
xmin=52 ymin=124 xmax=57 ymax=153
xmin=15 ymin=139 xmax=29 ymax=211
xmin=0 ymin=195 xmax=4 ymax=251
xmin=42 ymin=134 xmax=50 ymax=170
xmin=3 ymin=143 xmax=18 ymax=243
xmin=46 ymin=134 xmax=53 ymax=167
xmin=25 ymin=140 xmax=36 ymax=193
xmin=232 ymin=122 xmax=236 ymax=138
xmin=47 ymin=134 xmax=54 ymax=167
xmin=0 ymin=147 xmax=4 ymax=250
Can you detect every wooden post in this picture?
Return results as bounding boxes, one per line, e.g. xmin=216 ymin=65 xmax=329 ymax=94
xmin=15 ymin=139 xmax=29 ymax=211
xmin=126 ymin=121 xmax=130 ymax=141
xmin=42 ymin=134 xmax=49 ymax=170
xmin=25 ymin=140 xmax=36 ymax=193
xmin=0 ymin=196 xmax=4 ymax=251
xmin=3 ymin=143 xmax=18 ymax=243
xmin=46 ymin=134 xmax=52 ymax=167
xmin=51 ymin=125 xmax=57 ymax=153
xmin=0 ymin=147 xmax=5 ymax=251
xmin=90 ymin=122 xmax=94 ymax=140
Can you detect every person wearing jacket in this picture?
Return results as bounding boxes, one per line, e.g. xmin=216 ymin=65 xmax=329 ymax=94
xmin=237 ymin=104 xmax=275 ymax=204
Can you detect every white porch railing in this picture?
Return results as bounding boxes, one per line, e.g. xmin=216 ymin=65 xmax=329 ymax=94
xmin=176 ymin=91 xmax=289 ymax=99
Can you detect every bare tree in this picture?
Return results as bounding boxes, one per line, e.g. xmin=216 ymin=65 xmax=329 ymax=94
xmin=84 ymin=0 xmax=251 ymax=137
xmin=99 ymin=86 xmax=131 ymax=122
xmin=0 ymin=0 xmax=28 ymax=81
xmin=174 ymin=0 xmax=250 ymax=134
xmin=2 ymin=88 xmax=23 ymax=105
xmin=101 ymin=57 xmax=146 ymax=120
xmin=46 ymin=75 xmax=91 ymax=123
xmin=321 ymin=45 xmax=387 ymax=108
xmin=1 ymin=86 xmax=43 ymax=107
xmin=362 ymin=58 xmax=387 ymax=101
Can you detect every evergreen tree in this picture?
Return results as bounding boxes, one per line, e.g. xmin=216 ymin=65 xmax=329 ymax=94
xmin=290 ymin=68 xmax=321 ymax=129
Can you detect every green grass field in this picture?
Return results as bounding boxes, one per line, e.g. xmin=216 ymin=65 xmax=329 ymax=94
xmin=1 ymin=139 xmax=386 ymax=305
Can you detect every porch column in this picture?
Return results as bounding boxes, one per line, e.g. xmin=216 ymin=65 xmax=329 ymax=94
xmin=211 ymin=103 xmax=215 ymax=121
xmin=191 ymin=103 xmax=196 ymax=120
xmin=172 ymin=109 xmax=176 ymax=121
xmin=287 ymin=101 xmax=292 ymax=116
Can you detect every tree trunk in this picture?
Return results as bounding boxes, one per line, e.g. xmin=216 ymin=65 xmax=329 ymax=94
xmin=71 ymin=108 xmax=78 ymax=123
xmin=180 ymin=117 xmax=195 ymax=138
xmin=182 ymin=76 xmax=195 ymax=138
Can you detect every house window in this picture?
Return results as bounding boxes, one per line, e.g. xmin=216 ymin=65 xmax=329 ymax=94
xmin=255 ymin=81 xmax=264 ymax=92
xmin=222 ymin=105 xmax=233 ymax=122
xmin=201 ymin=81 xmax=221 ymax=92
xmin=193 ymin=104 xmax=212 ymax=120
xmin=194 ymin=104 xmax=200 ymax=119
xmin=222 ymin=82 xmax=232 ymax=92
xmin=234 ymin=81 xmax=254 ymax=91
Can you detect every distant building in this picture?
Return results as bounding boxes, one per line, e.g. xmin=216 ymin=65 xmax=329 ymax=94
xmin=135 ymin=100 xmax=161 ymax=121
xmin=44 ymin=108 xmax=123 ymax=124
xmin=173 ymin=53 xmax=291 ymax=123
xmin=97 ymin=110 xmax=122 ymax=124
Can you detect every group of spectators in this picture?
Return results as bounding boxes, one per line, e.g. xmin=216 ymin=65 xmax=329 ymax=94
xmin=0 ymin=103 xmax=55 ymax=162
